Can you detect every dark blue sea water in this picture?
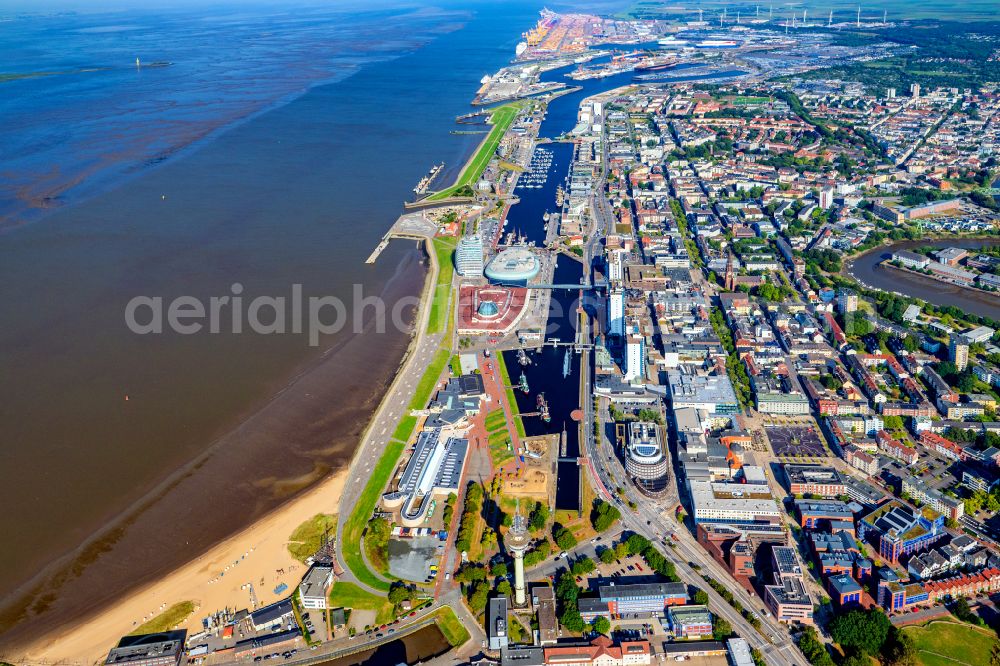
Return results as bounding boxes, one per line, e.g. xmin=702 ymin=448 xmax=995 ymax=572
xmin=0 ymin=0 xmax=714 ymax=644
xmin=0 ymin=3 xmax=474 ymax=226
xmin=0 ymin=0 xmax=554 ymax=640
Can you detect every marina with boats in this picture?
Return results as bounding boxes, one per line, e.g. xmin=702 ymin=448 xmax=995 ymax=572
xmin=413 ymin=163 xmax=444 ymax=195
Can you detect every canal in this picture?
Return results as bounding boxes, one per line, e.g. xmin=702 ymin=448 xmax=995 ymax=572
xmin=317 ymin=623 xmax=450 ymax=666
xmin=503 ymin=257 xmax=584 ymax=510
xmin=499 ymin=48 xmax=748 ymax=511
xmin=847 ymin=238 xmax=1000 ymax=321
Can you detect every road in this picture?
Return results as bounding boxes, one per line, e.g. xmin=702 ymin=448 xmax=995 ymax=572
xmin=335 ymin=228 xmax=451 ymax=592
xmin=579 ymin=398 xmax=804 ymax=666
xmin=567 ymin=121 xmax=806 ymax=666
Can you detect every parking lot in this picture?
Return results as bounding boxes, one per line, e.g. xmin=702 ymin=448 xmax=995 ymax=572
xmin=388 ymin=535 xmax=442 ymax=582
xmin=764 ymin=424 xmax=828 ymax=459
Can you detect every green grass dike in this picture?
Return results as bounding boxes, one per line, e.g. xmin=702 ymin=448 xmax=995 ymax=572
xmin=427 ymin=236 xmax=457 ymax=335
xmin=128 ymin=601 xmax=196 ymax=635
xmin=426 ymin=102 xmax=523 ymax=202
xmin=341 ymin=348 xmax=451 ymax=590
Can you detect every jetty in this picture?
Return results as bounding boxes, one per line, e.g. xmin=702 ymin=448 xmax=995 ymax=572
xmin=366 ymin=211 xmax=439 ymax=264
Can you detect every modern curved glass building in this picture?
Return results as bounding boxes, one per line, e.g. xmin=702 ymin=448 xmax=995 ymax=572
xmin=455 ymin=235 xmax=485 ymax=277
xmin=484 ymin=247 xmax=539 ymax=286
xmin=624 ymin=421 xmax=668 ymax=495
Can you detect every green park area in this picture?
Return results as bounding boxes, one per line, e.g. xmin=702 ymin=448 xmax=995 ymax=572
xmin=488 ymin=428 xmax=514 ymax=467
xmin=426 ymin=102 xmax=522 ymax=201
xmin=329 ymin=582 xmax=395 ymax=625
xmin=287 ymin=513 xmax=337 ymax=563
xmin=485 ymin=407 xmax=514 ymax=466
xmin=484 ymin=408 xmax=506 ymax=431
xmin=409 ymin=349 xmax=451 ymax=411
xmin=128 ymin=601 xmax=195 ymax=635
xmin=433 ymin=606 xmax=471 ymax=647
xmin=903 ymin=620 xmax=998 ymax=666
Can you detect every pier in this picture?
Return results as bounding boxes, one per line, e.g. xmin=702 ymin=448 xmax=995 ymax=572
xmin=455 ymin=109 xmax=492 ymax=124
xmin=366 ymin=238 xmax=390 ymax=264
xmin=365 ymin=211 xmax=440 ymax=264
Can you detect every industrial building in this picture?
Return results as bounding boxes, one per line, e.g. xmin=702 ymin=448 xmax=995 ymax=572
xmin=579 ymin=582 xmax=688 ymax=620
xmin=600 ymin=582 xmax=687 ymax=616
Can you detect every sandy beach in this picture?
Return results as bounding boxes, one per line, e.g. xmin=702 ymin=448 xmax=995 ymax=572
xmin=10 ymin=469 xmax=349 ymax=665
